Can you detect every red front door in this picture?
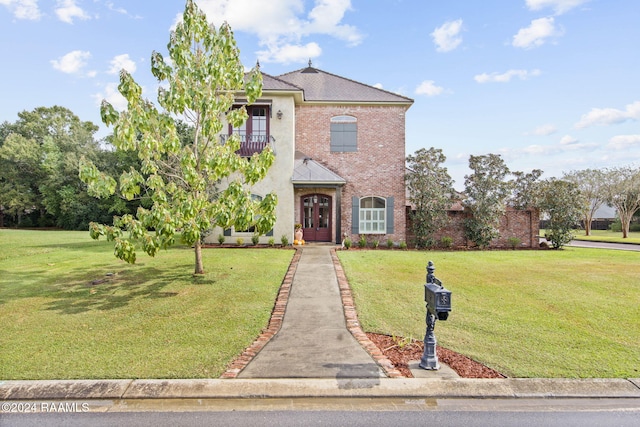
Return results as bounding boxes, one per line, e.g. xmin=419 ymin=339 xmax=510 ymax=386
xmin=302 ymin=195 xmax=331 ymax=242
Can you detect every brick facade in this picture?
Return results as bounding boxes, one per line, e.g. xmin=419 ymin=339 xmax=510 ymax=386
xmin=295 ymin=104 xmax=409 ymax=243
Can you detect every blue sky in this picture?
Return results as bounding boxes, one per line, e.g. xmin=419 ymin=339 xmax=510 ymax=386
xmin=1 ymin=0 xmax=639 ymax=188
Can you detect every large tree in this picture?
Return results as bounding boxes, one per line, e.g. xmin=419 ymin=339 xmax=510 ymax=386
xmin=537 ymin=178 xmax=583 ymax=249
xmin=601 ymin=166 xmax=640 ymax=238
xmin=80 ymin=0 xmax=276 ymax=275
xmin=405 ymin=147 xmax=454 ymax=248
xmin=0 ymin=106 xmax=101 ymax=228
xmin=510 ymin=169 xmax=543 ymax=210
xmin=463 ymin=154 xmax=512 ymax=248
xmin=563 ymin=168 xmax=606 ymax=236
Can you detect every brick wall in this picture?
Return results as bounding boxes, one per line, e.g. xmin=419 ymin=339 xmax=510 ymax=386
xmin=295 ymin=104 xmax=409 ymax=243
xmin=407 ymin=206 xmax=541 ymax=249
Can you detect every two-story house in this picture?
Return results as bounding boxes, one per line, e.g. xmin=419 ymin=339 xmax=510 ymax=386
xmin=210 ymin=63 xmax=414 ymax=245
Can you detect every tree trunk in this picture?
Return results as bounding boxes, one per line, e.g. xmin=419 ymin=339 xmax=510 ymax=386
xmin=584 ymin=217 xmax=592 ymax=236
xmin=621 ymin=212 xmax=631 ymax=239
xmin=194 ymin=240 xmax=205 ymax=275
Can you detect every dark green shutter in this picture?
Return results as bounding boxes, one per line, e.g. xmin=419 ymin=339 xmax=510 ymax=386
xmin=351 ymin=196 xmax=359 ymax=234
xmin=386 ymin=197 xmax=394 ymax=234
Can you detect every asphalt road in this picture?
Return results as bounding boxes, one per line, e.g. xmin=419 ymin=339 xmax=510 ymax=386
xmin=539 ymin=238 xmax=640 ymax=251
xmin=3 ymin=406 xmax=640 ymax=426
xmin=2 ymin=398 xmax=640 ymax=427
xmin=566 ymin=239 xmax=640 ymax=251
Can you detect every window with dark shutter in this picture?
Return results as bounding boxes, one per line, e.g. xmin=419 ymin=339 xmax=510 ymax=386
xmin=330 ymin=115 xmax=357 ymax=152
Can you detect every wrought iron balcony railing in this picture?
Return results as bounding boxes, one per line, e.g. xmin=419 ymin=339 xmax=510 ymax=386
xmin=219 ymin=134 xmax=276 ymax=157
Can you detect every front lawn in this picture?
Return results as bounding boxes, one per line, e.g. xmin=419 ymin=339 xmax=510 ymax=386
xmin=0 ymin=229 xmax=293 ymax=380
xmin=338 ymin=248 xmax=640 ymax=378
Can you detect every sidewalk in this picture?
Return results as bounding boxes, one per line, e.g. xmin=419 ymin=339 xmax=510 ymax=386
xmin=236 ymin=245 xmax=385 ymax=379
xmin=1 ymin=245 xmax=639 ymax=404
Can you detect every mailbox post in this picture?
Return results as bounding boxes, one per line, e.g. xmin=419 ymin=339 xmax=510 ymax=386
xmin=419 ymin=261 xmax=452 ymax=370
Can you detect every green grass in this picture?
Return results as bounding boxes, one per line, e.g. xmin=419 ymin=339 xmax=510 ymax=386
xmin=338 ymin=249 xmax=640 ymax=378
xmin=0 ymin=229 xmax=294 ymax=380
xmin=569 ymin=229 xmax=640 ymax=244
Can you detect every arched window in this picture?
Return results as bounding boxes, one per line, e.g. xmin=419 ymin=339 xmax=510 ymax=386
xmin=359 ymin=196 xmax=386 ymax=234
xmin=352 ymin=196 xmax=394 ymax=235
xmin=330 ymin=115 xmax=357 ymax=152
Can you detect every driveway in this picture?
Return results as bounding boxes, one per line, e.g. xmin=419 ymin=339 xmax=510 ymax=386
xmin=540 ymin=237 xmax=640 ymax=251
xmin=567 ymin=239 xmax=640 ymax=251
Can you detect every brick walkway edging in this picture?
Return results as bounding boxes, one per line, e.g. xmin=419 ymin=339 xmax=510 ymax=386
xmin=221 ymin=246 xmax=403 ymax=379
xmin=330 ymin=248 xmax=404 ymax=379
xmin=220 ymin=248 xmax=302 ymax=379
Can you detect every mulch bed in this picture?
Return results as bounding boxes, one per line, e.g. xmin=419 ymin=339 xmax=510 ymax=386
xmin=367 ymin=333 xmax=506 ymax=378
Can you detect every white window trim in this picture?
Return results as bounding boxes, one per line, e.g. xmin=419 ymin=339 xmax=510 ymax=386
xmin=359 ymin=196 xmax=386 ymax=234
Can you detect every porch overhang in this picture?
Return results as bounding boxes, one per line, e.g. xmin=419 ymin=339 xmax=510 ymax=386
xmin=291 ymin=151 xmax=346 ymax=186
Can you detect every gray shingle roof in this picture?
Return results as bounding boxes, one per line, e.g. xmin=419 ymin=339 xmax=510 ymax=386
xmin=277 ymin=67 xmax=413 ymax=104
xmin=260 ymin=73 xmax=302 ymax=92
xmin=292 ymin=151 xmax=346 ymax=185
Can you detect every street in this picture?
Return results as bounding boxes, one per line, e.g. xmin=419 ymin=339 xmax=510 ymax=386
xmin=2 ymin=398 xmax=640 ymax=427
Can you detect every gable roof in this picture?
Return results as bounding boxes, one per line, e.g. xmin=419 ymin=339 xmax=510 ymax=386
xmin=277 ymin=66 xmax=413 ymax=104
xmin=261 ymin=72 xmax=303 ymax=92
xmin=292 ymin=151 xmax=346 ymax=185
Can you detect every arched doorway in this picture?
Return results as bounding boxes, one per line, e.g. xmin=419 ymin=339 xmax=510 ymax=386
xmin=301 ymin=194 xmax=332 ymax=242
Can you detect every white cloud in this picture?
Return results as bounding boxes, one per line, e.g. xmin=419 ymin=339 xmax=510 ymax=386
xmin=108 ymin=54 xmax=137 ymax=75
xmin=607 ymin=134 xmax=640 ymax=150
xmin=474 ymin=69 xmax=541 ymax=83
xmin=55 ymin=0 xmax=91 ymax=24
xmin=531 ymin=124 xmax=557 ymax=135
xmin=93 ymin=82 xmax=127 ymax=112
xmin=415 ymin=80 xmax=445 ymax=97
xmin=431 ymin=19 xmax=463 ymax=52
xmin=574 ymin=101 xmax=640 ymax=128
xmin=257 ymin=42 xmax=322 ymax=65
xmin=512 ymin=17 xmax=560 ymax=49
xmin=559 ymin=134 xmax=578 ymax=145
xmin=0 ymin=0 xmax=41 ymax=20
xmin=373 ymin=83 xmax=383 ymax=89
xmin=522 ymin=144 xmax=556 ymax=155
xmin=50 ymin=50 xmax=91 ymax=74
xmin=192 ymin=0 xmax=362 ymax=64
xmin=525 ymin=0 xmax=589 ymax=15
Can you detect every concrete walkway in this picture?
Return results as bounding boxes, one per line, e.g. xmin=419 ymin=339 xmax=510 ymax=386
xmin=238 ymin=245 xmax=385 ymax=379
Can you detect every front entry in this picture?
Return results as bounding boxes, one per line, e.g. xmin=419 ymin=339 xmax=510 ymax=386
xmin=301 ymin=194 xmax=331 ymax=242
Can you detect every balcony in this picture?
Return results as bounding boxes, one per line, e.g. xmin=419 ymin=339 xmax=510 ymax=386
xmin=219 ymin=134 xmax=276 ymax=157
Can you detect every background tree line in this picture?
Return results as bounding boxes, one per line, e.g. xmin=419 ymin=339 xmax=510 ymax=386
xmin=0 ymin=105 xmax=194 ymax=230
xmin=406 ymin=148 xmax=640 ymax=249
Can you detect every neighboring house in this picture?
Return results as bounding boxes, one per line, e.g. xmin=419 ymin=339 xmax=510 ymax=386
xmin=209 ymin=63 xmax=414 ymax=245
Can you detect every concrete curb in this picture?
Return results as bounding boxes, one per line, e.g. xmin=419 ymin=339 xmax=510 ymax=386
xmin=2 ymin=378 xmax=640 ymax=400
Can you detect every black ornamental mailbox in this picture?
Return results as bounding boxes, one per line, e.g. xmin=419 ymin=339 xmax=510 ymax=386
xmin=420 ymin=260 xmax=452 ymax=370
xmin=425 ymin=281 xmax=451 ymax=321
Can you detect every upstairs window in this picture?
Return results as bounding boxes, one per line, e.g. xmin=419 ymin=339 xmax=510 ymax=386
xmin=330 ymin=115 xmax=357 ymax=152
xmin=229 ymin=105 xmax=270 ymax=156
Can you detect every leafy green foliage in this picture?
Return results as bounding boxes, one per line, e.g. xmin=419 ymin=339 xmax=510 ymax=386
xmin=405 ymin=147 xmax=454 ymax=248
xmin=79 ymin=0 xmax=277 ymax=274
xmin=563 ymin=168 xmax=606 ymax=236
xmin=538 ymin=178 xmax=583 ymax=249
xmin=463 ymin=154 xmax=512 ymax=248
xmin=0 ymin=106 xmax=117 ymax=229
xmin=511 ymin=169 xmax=543 ymax=209
xmin=601 ymin=166 xmax=640 ymax=239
